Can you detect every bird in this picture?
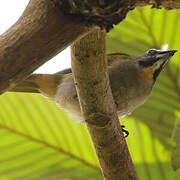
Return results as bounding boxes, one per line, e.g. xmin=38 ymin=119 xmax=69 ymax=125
xmin=9 ymin=49 xmax=177 ymax=136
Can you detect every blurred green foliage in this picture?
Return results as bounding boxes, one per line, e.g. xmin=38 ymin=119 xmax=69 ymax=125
xmin=0 ymin=6 xmax=180 ymax=180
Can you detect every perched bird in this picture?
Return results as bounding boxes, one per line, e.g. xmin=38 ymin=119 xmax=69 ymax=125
xmin=10 ymin=49 xmax=176 ymax=136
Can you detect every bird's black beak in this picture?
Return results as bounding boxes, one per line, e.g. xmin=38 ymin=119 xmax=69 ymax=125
xmin=155 ymin=50 xmax=177 ymax=61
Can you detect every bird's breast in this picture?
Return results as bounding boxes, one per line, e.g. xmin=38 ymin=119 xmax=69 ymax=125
xmin=109 ymin=63 xmax=151 ymax=118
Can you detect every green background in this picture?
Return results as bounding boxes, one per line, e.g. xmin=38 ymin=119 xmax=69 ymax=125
xmin=0 ymin=6 xmax=180 ymax=180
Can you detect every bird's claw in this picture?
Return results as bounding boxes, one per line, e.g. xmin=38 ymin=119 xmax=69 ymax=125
xmin=121 ymin=125 xmax=129 ymax=138
xmin=152 ymin=0 xmax=161 ymax=9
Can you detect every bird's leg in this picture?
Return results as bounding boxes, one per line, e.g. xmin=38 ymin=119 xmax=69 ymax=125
xmin=121 ymin=125 xmax=129 ymax=138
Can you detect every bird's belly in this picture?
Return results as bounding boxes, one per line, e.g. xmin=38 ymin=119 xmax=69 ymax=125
xmin=55 ymin=97 xmax=83 ymax=122
xmin=55 ymin=78 xmax=149 ymax=122
xmin=117 ymin=95 xmax=147 ymax=118
xmin=56 ymin=95 xmax=147 ymax=123
xmin=55 ymin=81 xmax=84 ymax=122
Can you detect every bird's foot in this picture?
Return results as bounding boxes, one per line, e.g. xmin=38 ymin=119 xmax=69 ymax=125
xmin=121 ymin=125 xmax=129 ymax=138
xmin=152 ymin=0 xmax=161 ymax=9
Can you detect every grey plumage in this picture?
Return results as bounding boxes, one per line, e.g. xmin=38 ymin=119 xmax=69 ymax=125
xmin=10 ymin=50 xmax=176 ymax=122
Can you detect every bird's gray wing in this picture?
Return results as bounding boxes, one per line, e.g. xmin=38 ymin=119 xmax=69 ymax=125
xmin=107 ymin=53 xmax=130 ymax=66
xmin=55 ymin=68 xmax=72 ymax=75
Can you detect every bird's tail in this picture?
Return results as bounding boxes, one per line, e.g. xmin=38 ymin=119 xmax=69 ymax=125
xmin=9 ymin=74 xmax=63 ymax=98
xmin=9 ymin=74 xmax=40 ymax=93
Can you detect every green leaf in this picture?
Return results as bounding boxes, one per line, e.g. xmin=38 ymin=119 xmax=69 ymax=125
xmin=123 ymin=117 xmax=177 ymax=180
xmin=171 ymin=120 xmax=180 ymax=171
xmin=0 ymin=93 xmax=102 ymax=179
xmin=0 ymin=92 xmax=178 ymax=179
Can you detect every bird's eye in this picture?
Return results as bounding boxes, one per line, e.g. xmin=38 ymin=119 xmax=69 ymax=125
xmin=147 ymin=49 xmax=157 ymax=55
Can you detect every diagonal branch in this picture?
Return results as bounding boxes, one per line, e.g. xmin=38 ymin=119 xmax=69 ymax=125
xmin=0 ymin=0 xmax=90 ymax=94
xmin=71 ymin=28 xmax=137 ymax=180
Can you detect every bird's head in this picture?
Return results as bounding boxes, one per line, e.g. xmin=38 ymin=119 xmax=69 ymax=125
xmin=135 ymin=49 xmax=177 ymax=86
